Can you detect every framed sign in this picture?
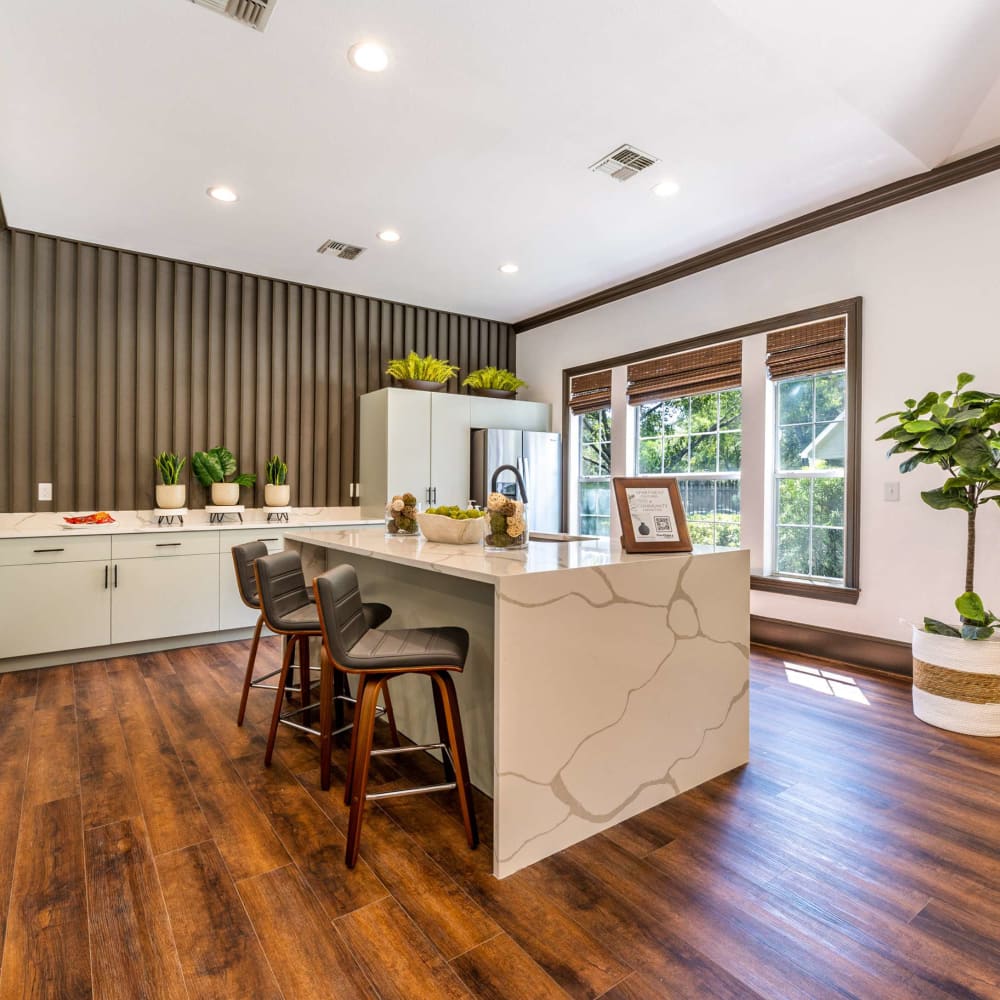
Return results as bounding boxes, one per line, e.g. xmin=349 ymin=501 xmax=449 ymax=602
xmin=613 ymin=477 xmax=692 ymax=553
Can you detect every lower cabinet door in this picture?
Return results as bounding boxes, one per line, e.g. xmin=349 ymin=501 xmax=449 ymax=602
xmin=111 ymin=554 xmax=220 ymax=644
xmin=0 ymin=561 xmax=111 ymax=658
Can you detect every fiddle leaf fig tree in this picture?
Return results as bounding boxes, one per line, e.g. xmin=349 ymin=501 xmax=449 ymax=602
xmin=877 ymin=372 xmax=1000 ymax=639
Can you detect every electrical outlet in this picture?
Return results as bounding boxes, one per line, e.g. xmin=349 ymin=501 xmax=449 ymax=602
xmin=38 ymin=482 xmax=52 ymax=502
xmin=884 ymin=481 xmax=900 ymax=502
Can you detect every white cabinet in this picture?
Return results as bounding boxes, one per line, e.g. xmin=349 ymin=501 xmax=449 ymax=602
xmin=110 ymin=553 xmax=220 ymax=644
xmin=360 ymin=388 xmax=551 ymax=517
xmin=0 ymin=560 xmax=111 ymax=658
xmin=218 ymin=528 xmax=292 ymax=630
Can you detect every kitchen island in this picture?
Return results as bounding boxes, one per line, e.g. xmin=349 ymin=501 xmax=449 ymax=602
xmin=287 ymin=526 xmax=750 ymax=877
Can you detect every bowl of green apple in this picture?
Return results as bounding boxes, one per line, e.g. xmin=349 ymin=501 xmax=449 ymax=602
xmin=416 ymin=506 xmax=488 ymax=544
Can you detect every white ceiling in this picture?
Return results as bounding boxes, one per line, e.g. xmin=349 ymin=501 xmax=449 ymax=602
xmin=2 ymin=0 xmax=1000 ymax=324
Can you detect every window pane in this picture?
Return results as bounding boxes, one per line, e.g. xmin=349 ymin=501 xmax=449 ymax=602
xmin=719 ymin=432 xmax=741 ymax=472
xmin=638 ymin=404 xmax=663 ymax=438
xmin=638 ymin=438 xmax=662 ymax=475
xmin=661 ymin=399 xmax=689 ymax=434
xmin=690 ymin=393 xmax=720 ymax=433
xmin=776 ymin=526 xmax=811 ymax=575
xmin=581 ymin=410 xmax=609 ymax=444
xmin=662 ymin=435 xmax=689 ymax=473
xmin=777 ymin=479 xmax=810 ymax=525
xmin=716 ymin=479 xmax=741 ymax=517
xmin=812 ymin=527 xmax=844 ymax=579
xmin=815 ymin=372 xmax=846 ymax=422
xmin=810 ymin=421 xmax=845 ymax=469
xmin=813 ymin=477 xmax=845 ymax=527
xmin=778 ymin=378 xmax=813 ymax=425
xmin=579 ymin=480 xmax=610 ymax=516
xmin=684 ymin=479 xmax=717 ymax=520
xmin=580 ymin=515 xmax=610 ymax=536
xmin=715 ymin=522 xmax=741 ymax=550
xmin=581 ymin=443 xmax=605 ymax=477
xmin=689 ymin=522 xmax=714 ymax=548
xmin=718 ymin=389 xmax=742 ymax=431
xmin=777 ymin=424 xmax=814 ymax=471
xmin=689 ymin=434 xmax=718 ymax=473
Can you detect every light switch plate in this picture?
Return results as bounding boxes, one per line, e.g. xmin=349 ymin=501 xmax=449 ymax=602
xmin=884 ymin=481 xmax=900 ymax=502
xmin=38 ymin=482 xmax=53 ymax=501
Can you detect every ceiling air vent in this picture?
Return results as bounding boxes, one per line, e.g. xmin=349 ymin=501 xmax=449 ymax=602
xmin=317 ymin=240 xmax=366 ymax=261
xmin=189 ymin=0 xmax=276 ymax=32
xmin=589 ymin=144 xmax=659 ymax=182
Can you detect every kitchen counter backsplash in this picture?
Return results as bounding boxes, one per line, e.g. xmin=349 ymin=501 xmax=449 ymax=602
xmin=0 ymin=508 xmax=379 ymax=539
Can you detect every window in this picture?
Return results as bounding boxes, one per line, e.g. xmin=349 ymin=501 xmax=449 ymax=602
xmin=578 ymin=408 xmax=612 ymax=536
xmin=773 ymin=371 xmax=846 ymax=581
xmin=635 ymin=389 xmax=742 ymax=550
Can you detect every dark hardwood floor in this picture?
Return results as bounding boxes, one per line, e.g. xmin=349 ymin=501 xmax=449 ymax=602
xmin=1 ymin=640 xmax=999 ymax=998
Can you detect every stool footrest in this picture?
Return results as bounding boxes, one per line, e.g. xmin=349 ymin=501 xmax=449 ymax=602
xmin=279 ymin=718 xmax=321 ymax=737
xmin=249 ymin=667 xmax=283 ymax=687
xmin=366 ymin=781 xmax=457 ymax=801
xmin=371 ymin=742 xmax=447 ymax=758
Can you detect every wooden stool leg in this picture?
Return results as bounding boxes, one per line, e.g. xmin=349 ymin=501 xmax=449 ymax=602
xmin=299 ymin=635 xmax=311 ymax=708
xmin=343 ymin=674 xmax=368 ymax=806
xmin=382 ymin=681 xmax=400 ymax=747
xmin=434 ymin=672 xmax=479 ymax=850
xmin=319 ymin=651 xmax=335 ymax=791
xmin=345 ymin=677 xmax=382 ymax=869
xmin=334 ymin=670 xmax=347 ymax=734
xmin=264 ymin=634 xmax=297 ymax=766
xmin=430 ymin=678 xmax=455 ymax=783
xmin=236 ymin=615 xmax=263 ymax=726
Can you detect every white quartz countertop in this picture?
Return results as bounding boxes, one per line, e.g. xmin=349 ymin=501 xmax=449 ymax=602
xmin=288 ymin=525 xmax=728 ymax=585
xmin=0 ymin=508 xmax=380 ymax=539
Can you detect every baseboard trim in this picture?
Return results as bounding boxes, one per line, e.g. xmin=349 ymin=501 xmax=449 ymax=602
xmin=750 ymin=615 xmax=912 ymax=677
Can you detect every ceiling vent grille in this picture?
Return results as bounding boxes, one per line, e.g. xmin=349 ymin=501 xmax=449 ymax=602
xmin=189 ymin=0 xmax=276 ymax=31
xmin=317 ymin=240 xmax=366 ymax=261
xmin=590 ymin=144 xmax=659 ymax=182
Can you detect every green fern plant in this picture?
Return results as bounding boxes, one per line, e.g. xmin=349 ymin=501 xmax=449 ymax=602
xmin=385 ymin=351 xmax=458 ymax=384
xmin=191 ymin=446 xmax=256 ymax=489
xmin=154 ymin=452 xmax=186 ymax=485
xmin=462 ymin=367 xmax=526 ymax=392
xmin=265 ymin=455 xmax=288 ymax=486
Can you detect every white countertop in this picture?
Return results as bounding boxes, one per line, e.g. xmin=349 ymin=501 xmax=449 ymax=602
xmin=0 ymin=508 xmax=380 ymax=540
xmin=288 ymin=525 xmax=723 ymax=585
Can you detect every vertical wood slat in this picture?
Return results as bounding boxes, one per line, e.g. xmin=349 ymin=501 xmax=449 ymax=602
xmin=0 ymin=230 xmax=515 ymax=512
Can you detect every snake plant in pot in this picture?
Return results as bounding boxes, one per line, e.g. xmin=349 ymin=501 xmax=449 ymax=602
xmin=877 ymin=372 xmax=1000 ymax=735
xmin=264 ymin=454 xmax=290 ymax=507
xmin=154 ymin=452 xmax=187 ymax=510
xmin=192 ymin=446 xmax=256 ymax=506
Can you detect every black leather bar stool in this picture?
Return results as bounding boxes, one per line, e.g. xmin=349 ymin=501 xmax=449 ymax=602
xmin=255 ymin=550 xmax=396 ymax=768
xmin=314 ymin=564 xmax=478 ymax=868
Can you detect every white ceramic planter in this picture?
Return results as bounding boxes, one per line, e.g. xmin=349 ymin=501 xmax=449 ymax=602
xmin=264 ymin=483 xmax=290 ymax=507
xmin=211 ymin=482 xmax=240 ymax=506
xmin=155 ymin=484 xmax=186 ymax=510
xmin=912 ymin=626 xmax=1000 ymax=736
xmin=416 ymin=512 xmax=487 ymax=544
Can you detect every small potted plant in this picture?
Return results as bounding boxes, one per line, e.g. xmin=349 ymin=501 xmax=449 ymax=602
xmin=154 ymin=452 xmax=186 ymax=509
xmin=877 ymin=372 xmax=1000 ymax=735
xmin=462 ymin=366 xmax=527 ymax=399
xmin=264 ymin=455 xmax=290 ymax=507
xmin=385 ymin=352 xmax=458 ymax=392
xmin=192 ymin=446 xmax=256 ymax=506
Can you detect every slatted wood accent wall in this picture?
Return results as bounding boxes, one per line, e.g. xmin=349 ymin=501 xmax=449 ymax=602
xmin=0 ymin=229 xmax=515 ymax=512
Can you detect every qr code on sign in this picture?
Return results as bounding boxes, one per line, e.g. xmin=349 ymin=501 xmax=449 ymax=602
xmin=654 ymin=515 xmax=673 ymax=533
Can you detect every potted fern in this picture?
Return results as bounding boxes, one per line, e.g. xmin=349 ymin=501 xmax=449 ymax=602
xmin=462 ymin=366 xmax=527 ymax=400
xmin=154 ymin=452 xmax=187 ymax=509
xmin=386 ymin=352 xmax=458 ymax=392
xmin=264 ymin=454 xmax=290 ymax=507
xmin=877 ymin=372 xmax=1000 ymax=736
xmin=192 ymin=446 xmax=256 ymax=506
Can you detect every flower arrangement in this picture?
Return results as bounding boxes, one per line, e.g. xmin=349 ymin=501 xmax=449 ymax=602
xmin=386 ymin=492 xmax=420 ymax=536
xmin=485 ymin=491 xmax=527 ymax=549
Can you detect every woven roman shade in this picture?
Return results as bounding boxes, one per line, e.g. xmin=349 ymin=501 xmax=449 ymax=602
xmin=568 ymin=369 xmax=613 ymax=414
xmin=766 ymin=316 xmax=846 ymax=381
xmin=626 ymin=341 xmax=742 ymax=406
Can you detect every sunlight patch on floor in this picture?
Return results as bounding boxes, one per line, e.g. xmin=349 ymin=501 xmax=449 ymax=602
xmin=783 ymin=661 xmax=871 ymax=705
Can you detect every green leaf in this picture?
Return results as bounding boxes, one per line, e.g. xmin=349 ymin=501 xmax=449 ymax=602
xmin=956 ymin=591 xmax=986 ymax=623
xmin=876 ymin=410 xmax=904 ymax=422
xmin=961 ymin=624 xmax=994 ymax=640
xmin=957 ymin=372 xmax=975 ymax=391
xmin=903 ymin=420 xmax=939 ymax=433
xmin=899 ymin=454 xmax=924 ymax=474
xmin=191 ymin=451 xmax=223 ymax=487
xmin=209 ymin=447 xmax=237 ymax=479
xmin=904 ymin=398 xmax=917 ymax=408
xmin=931 ymin=402 xmax=950 ymax=420
xmin=232 ymin=473 xmax=257 ymax=488
xmin=923 ymin=617 xmax=961 ymax=637
xmin=919 ymin=430 xmax=956 ymax=450
xmin=920 ymin=488 xmax=974 ymax=511
xmin=953 ymin=434 xmax=993 ymax=470
xmin=949 ymin=408 xmax=984 ymax=424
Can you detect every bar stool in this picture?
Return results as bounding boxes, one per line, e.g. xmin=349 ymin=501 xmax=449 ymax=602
xmin=313 ymin=564 xmax=478 ymax=868
xmin=255 ymin=550 xmax=396 ymax=767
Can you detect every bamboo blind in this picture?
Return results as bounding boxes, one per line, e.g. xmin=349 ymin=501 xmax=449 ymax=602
xmin=765 ymin=316 xmax=846 ymax=380
xmin=568 ymin=369 xmax=613 ymax=414
xmin=626 ymin=341 xmax=742 ymax=405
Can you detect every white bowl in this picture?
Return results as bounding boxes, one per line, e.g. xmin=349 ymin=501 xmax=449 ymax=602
xmin=415 ymin=512 xmax=487 ymax=544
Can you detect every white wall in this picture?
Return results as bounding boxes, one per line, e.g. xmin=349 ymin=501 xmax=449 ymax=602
xmin=517 ymin=170 xmax=1000 ymax=642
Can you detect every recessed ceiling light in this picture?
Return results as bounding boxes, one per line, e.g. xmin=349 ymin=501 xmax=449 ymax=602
xmin=207 ymin=185 xmax=238 ymax=203
xmin=498 ymin=263 xmax=519 ymax=274
xmin=377 ymin=229 xmax=401 ymax=243
xmin=652 ymin=179 xmax=681 ymax=198
xmin=348 ymin=41 xmax=389 ymax=72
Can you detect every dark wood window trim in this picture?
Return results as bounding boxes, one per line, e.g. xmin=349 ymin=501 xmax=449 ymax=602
xmin=560 ymin=298 xmax=862 ymax=604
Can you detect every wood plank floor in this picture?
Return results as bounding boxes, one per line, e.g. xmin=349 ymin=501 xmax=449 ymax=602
xmin=1 ymin=640 xmax=999 ymax=998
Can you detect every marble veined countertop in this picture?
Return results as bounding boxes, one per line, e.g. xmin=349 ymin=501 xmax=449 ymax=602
xmin=0 ymin=508 xmax=380 ymax=540
xmin=288 ymin=525 xmax=726 ymax=585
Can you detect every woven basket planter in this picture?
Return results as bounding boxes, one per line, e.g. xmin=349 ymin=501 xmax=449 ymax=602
xmin=912 ymin=627 xmax=1000 ymax=736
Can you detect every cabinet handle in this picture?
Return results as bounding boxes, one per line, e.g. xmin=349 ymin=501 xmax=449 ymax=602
xmin=104 ymin=565 xmax=109 ymax=590
xmin=114 ymin=564 xmax=118 ymax=589
xmin=33 ymin=547 xmax=64 ymax=553
xmin=155 ymin=542 xmax=182 ymax=547
xmin=257 ymin=537 xmax=278 ymax=542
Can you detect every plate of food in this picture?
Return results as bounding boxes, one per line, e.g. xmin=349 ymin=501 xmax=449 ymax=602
xmin=62 ymin=511 xmax=116 ymax=529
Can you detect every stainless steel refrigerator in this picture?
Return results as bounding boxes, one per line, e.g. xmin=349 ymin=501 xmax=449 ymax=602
xmin=470 ymin=428 xmax=562 ymax=533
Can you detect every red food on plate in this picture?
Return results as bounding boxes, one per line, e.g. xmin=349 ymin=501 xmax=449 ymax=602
xmin=64 ymin=511 xmax=115 ymax=525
